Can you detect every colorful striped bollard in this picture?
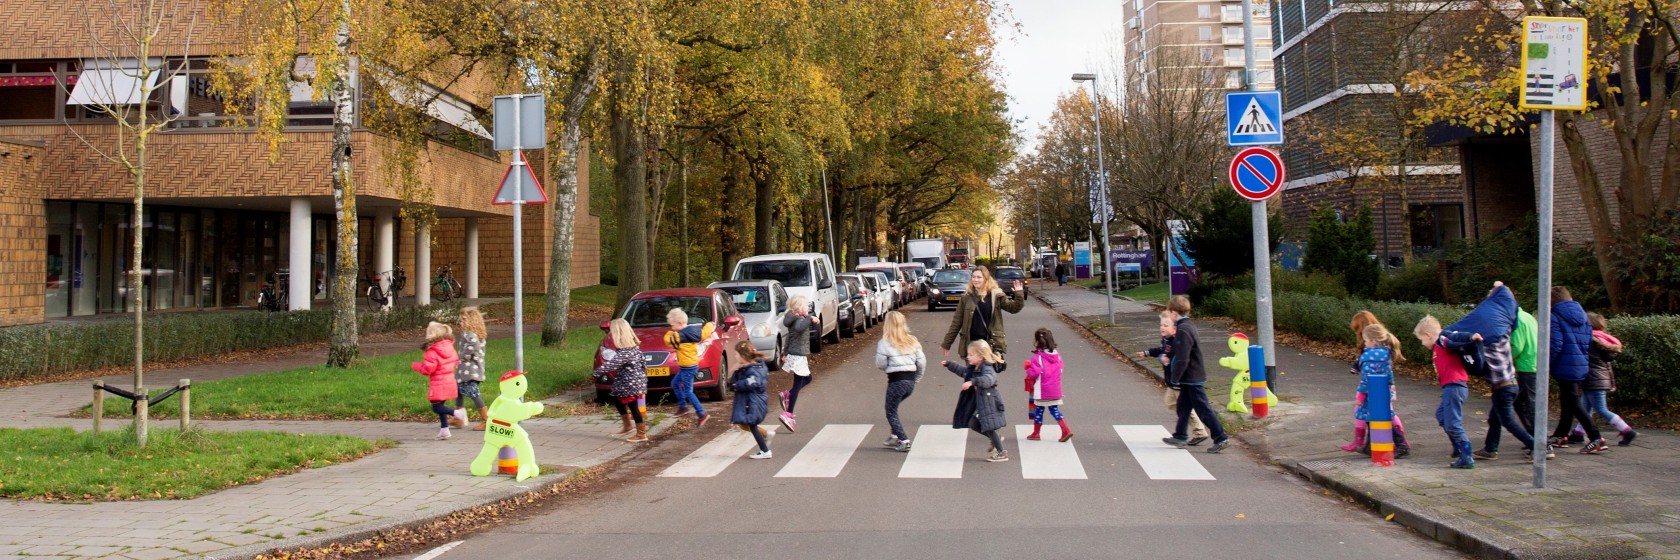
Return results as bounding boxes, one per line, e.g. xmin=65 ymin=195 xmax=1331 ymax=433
xmin=1247 ymin=345 xmax=1268 ymax=418
xmin=1366 ymin=368 xmax=1395 ymax=467
xmin=497 ymin=445 xmax=519 ymax=475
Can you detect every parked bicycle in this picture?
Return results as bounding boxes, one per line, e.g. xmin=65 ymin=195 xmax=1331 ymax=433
xmin=365 ymin=265 xmax=406 ymax=311
xmin=433 ymin=263 xmax=463 ymax=302
xmin=258 ymin=270 xmax=289 ymax=312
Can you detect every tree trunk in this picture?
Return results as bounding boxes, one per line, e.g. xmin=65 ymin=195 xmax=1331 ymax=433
xmin=678 ymin=154 xmax=690 ymax=288
xmin=326 ymin=0 xmax=360 ymax=369
xmin=132 ymin=102 xmax=149 ymax=448
xmin=754 ymin=155 xmax=774 ymax=254
xmin=1559 ymin=114 xmax=1628 ymax=311
xmin=646 ymin=130 xmax=666 ymax=280
xmin=610 ymin=74 xmax=649 ymax=310
xmin=541 ymin=50 xmax=601 ymax=347
xmin=719 ymin=156 xmax=739 ymax=275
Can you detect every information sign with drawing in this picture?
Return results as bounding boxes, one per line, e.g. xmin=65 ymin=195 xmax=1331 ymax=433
xmin=1519 ymin=16 xmax=1588 ymax=111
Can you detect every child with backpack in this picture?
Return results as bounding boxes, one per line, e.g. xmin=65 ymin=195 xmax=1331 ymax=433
xmin=412 ymin=321 xmax=466 ymax=440
xmin=1414 ymin=316 xmax=1473 ymax=468
xmin=1584 ymin=312 xmax=1637 ymax=446
xmin=729 ymin=341 xmax=774 ymax=460
xmin=1023 ymin=328 xmax=1072 ymax=442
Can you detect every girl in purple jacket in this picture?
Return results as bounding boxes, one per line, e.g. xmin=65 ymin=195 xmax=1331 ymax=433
xmin=1023 ymin=328 xmax=1072 ymax=442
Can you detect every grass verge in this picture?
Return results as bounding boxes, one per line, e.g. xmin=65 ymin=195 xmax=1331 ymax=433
xmin=94 ymin=332 xmax=603 ymax=421
xmin=479 ymin=285 xmax=618 ymax=326
xmin=0 ymin=426 xmax=389 ymax=501
xmin=1118 ymin=282 xmax=1169 ymax=305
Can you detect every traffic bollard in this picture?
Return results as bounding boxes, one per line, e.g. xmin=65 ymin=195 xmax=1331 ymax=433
xmin=1366 ymin=366 xmax=1394 ymax=467
xmin=1247 ymin=345 xmax=1268 ymax=418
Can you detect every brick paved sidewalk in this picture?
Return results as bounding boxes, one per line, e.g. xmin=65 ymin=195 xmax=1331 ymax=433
xmin=0 ymin=327 xmax=673 ymax=560
xmin=1037 ymin=282 xmax=1680 ymax=560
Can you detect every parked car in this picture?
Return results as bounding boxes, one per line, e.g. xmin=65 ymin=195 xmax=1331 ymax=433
xmin=857 ymin=262 xmax=911 ymax=307
xmin=897 ymin=263 xmax=929 ymax=298
xmin=732 ymin=253 xmax=842 ymax=353
xmin=835 ymin=277 xmax=860 ymax=338
xmin=594 ymin=288 xmax=749 ymax=402
xmin=855 ymin=269 xmax=899 ymax=312
xmin=838 ymin=272 xmax=888 ymax=328
xmin=927 ymin=268 xmax=971 ymax=311
xmin=993 ymin=265 xmax=1030 ymax=298
xmin=706 ymin=280 xmax=789 ymax=370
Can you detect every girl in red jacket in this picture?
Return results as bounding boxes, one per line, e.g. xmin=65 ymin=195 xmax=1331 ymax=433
xmin=413 ymin=321 xmax=466 ymax=439
xmin=1024 ymin=328 xmax=1072 ymax=442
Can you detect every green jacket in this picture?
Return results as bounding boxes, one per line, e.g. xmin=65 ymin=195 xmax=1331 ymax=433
xmin=942 ymin=288 xmax=1025 ymax=359
xmin=1512 ymin=308 xmax=1538 ymax=373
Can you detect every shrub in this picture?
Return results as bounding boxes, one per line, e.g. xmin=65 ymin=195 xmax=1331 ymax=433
xmin=1184 ymin=186 xmax=1282 ymax=280
xmin=1443 ymin=216 xmax=1605 ymax=310
xmin=0 ymin=301 xmax=460 ymax=383
xmin=1271 ymin=267 xmax=1351 ymax=299
xmin=1613 ymin=207 xmax=1680 ymax=313
xmin=1303 ymin=204 xmax=1380 ymax=297
xmin=1604 ymin=315 xmax=1680 ymax=407
xmin=1375 ymin=257 xmax=1446 ymax=303
xmin=1201 ymin=287 xmax=1463 ymax=363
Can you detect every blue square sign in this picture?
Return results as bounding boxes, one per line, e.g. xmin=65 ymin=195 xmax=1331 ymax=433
xmin=1226 ymin=91 xmax=1283 ymax=146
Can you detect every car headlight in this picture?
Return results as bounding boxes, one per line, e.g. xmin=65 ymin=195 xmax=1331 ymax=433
xmin=930 ymin=288 xmax=941 ymax=296
xmin=750 ymin=322 xmax=772 ymax=338
xmin=599 ymin=347 xmax=617 ymax=361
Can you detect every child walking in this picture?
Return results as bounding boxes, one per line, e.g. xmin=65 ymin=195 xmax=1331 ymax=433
xmin=1344 ymin=311 xmax=1410 ymax=458
xmin=1160 ymin=296 xmax=1230 ymax=453
xmin=412 ymin=321 xmax=465 ymax=440
xmin=1138 ymin=310 xmax=1209 ymax=446
xmin=454 ymin=307 xmax=489 ymax=431
xmin=1024 ymin=328 xmax=1072 ymax=442
xmin=664 ymin=308 xmax=714 ymax=427
xmin=595 ymin=318 xmax=651 ymax=442
xmin=1584 ymin=312 xmax=1637 ymax=446
xmin=729 ymin=341 xmax=773 ymax=459
xmin=945 ymin=340 xmax=1010 ymax=462
xmin=1355 ymin=323 xmax=1402 ymax=459
xmin=874 ymin=311 xmax=924 ymax=452
xmin=1414 ymin=316 xmax=1473 ymax=468
xmin=779 ymin=295 xmax=816 ymax=433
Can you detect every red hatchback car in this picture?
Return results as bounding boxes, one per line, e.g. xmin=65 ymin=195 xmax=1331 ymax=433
xmin=595 ymin=288 xmax=748 ymax=402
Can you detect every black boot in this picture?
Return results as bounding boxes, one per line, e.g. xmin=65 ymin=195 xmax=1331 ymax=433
xmin=1393 ymin=426 xmax=1411 ymax=459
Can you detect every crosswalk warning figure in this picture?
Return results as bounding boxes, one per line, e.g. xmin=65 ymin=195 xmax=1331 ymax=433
xmin=471 ymin=371 xmax=545 ymax=481
xmin=1218 ymin=333 xmax=1277 ymax=414
xmin=1234 ymin=98 xmax=1278 ymax=135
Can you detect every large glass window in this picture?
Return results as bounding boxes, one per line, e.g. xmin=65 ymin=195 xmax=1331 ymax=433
xmin=154 ymin=210 xmax=178 ymax=310
xmin=0 ymin=61 xmax=68 ymax=120
xmin=44 ymin=202 xmax=71 ymax=317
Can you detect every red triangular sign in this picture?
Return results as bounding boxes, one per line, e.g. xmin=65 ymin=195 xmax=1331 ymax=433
xmin=493 ymin=153 xmax=548 ymax=205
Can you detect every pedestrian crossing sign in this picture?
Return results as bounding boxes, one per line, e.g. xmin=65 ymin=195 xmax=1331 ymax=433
xmin=1225 ymin=91 xmax=1284 ymax=146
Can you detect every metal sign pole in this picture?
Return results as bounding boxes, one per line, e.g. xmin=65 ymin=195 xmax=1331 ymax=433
xmin=1533 ymin=109 xmax=1555 ymax=487
xmin=1240 ymin=0 xmax=1278 ymax=390
xmin=512 ymin=96 xmax=525 ymax=374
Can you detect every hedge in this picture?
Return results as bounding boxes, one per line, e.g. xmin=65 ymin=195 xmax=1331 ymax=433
xmin=1203 ymin=287 xmax=1680 ymax=406
xmin=0 ymin=302 xmax=460 ymax=383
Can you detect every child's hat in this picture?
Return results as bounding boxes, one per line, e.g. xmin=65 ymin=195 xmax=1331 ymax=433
xmin=500 ymin=370 xmax=526 ymax=382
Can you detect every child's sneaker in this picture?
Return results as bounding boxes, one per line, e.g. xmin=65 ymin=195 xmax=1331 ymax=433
xmin=1450 ymin=459 xmax=1475 ymax=469
xmin=895 ymin=439 xmax=912 ymax=452
xmin=1473 ymin=449 xmax=1499 ymax=460
xmin=882 ymin=436 xmax=901 ymax=448
xmin=1186 ymin=436 xmax=1208 ymax=446
xmin=748 ymin=449 xmax=773 ymax=460
xmin=436 ymin=427 xmax=451 ymax=440
xmin=675 ymin=408 xmax=693 ymax=419
xmin=1546 ymin=436 xmax=1571 ymax=448
xmin=1619 ymin=430 xmax=1638 ymax=446
xmin=1161 ymin=437 xmax=1189 ymax=448
xmin=778 ymin=412 xmax=797 ymax=433
xmin=778 ymin=391 xmax=790 ymax=411
xmin=1207 ymin=439 xmax=1230 ymax=453
xmin=985 ymin=450 xmax=1010 ymax=462
xmin=451 ymin=408 xmax=468 ymax=428
xmin=1580 ymin=438 xmax=1610 ymax=454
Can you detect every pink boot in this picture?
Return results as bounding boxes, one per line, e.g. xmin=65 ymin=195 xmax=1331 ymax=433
xmin=1341 ymin=425 xmax=1367 ymax=452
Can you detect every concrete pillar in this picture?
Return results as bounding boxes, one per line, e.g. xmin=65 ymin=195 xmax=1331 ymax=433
xmin=288 ymin=198 xmax=312 ymax=310
xmin=465 ymin=217 xmax=480 ymax=299
xmin=415 ymin=221 xmax=431 ymax=306
xmin=375 ymin=207 xmax=394 ymax=300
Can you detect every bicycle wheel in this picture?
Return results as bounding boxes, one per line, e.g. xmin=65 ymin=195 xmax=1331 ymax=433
xmin=449 ymin=279 xmax=463 ymax=299
xmin=367 ymin=286 xmax=384 ymax=311
xmin=435 ymin=280 xmax=453 ymax=302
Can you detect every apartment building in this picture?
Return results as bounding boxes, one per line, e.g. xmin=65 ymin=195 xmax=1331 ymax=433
xmin=1123 ymin=0 xmax=1276 ymax=96
xmin=0 ymin=2 xmax=599 ymax=327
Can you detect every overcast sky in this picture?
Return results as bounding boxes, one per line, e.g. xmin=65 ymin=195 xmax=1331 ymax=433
xmin=994 ymin=0 xmax=1129 ymax=153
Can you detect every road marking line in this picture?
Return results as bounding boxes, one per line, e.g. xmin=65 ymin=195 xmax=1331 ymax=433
xmin=413 ymin=541 xmax=463 ymax=560
xmin=775 ymin=424 xmax=873 ymax=478
xmin=899 ymin=425 xmax=967 ymax=479
xmin=1113 ymin=425 xmax=1216 ymax=480
xmin=1015 ymin=424 xmax=1088 ymax=479
xmin=658 ymin=425 xmax=777 ymax=478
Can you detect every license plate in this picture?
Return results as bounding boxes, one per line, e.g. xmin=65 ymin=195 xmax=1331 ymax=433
xmin=946 ymin=296 xmax=960 ymax=302
xmin=647 ymin=366 xmax=671 ymax=377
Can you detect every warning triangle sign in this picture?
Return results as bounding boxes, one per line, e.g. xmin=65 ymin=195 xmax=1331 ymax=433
xmin=1234 ymin=97 xmax=1278 ymax=135
xmin=493 ymin=153 xmax=548 ymax=205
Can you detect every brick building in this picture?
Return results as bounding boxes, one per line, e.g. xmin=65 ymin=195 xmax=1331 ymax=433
xmin=1123 ymin=0 xmax=1276 ymax=96
xmin=0 ymin=2 xmax=599 ymax=327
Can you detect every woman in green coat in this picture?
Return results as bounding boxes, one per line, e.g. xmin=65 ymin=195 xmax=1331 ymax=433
xmin=941 ymin=266 xmax=1025 ymax=367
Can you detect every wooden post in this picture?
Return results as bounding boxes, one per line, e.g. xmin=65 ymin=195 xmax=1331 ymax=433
xmin=179 ymin=379 xmax=190 ymax=430
xmin=92 ymin=380 xmax=104 ymax=434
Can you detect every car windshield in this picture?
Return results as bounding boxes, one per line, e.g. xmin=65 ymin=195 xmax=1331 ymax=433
xmin=994 ymin=268 xmax=1026 ymax=280
xmin=863 ymin=271 xmax=890 ymax=285
xmin=622 ymin=296 xmax=713 ymax=328
xmin=736 ymin=260 xmax=811 ymax=288
xmin=718 ymin=287 xmax=772 ymax=313
xmin=934 ymin=270 xmax=969 ymax=283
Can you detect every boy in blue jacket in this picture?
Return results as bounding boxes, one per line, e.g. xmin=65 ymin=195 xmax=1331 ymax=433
xmin=1548 ymin=286 xmax=1606 ymax=454
xmin=1160 ymin=297 xmax=1228 ymax=453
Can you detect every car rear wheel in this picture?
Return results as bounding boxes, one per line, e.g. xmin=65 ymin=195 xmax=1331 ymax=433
xmin=705 ymin=357 xmax=729 ymax=401
xmin=841 ymin=316 xmax=855 ymax=338
xmin=767 ymin=337 xmax=783 ymax=371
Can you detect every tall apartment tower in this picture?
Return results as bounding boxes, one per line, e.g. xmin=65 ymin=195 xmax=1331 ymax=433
xmin=1122 ymin=0 xmax=1276 ymax=97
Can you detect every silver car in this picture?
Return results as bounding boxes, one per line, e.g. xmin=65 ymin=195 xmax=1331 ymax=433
xmin=707 ymin=280 xmax=790 ymax=370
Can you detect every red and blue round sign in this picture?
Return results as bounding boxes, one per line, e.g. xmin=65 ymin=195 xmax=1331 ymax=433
xmin=1228 ymin=147 xmax=1286 ymax=202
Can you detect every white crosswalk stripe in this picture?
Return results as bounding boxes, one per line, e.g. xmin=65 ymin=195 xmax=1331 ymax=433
xmin=899 ymin=425 xmax=968 ymax=479
xmin=775 ymin=424 xmax=873 ymax=478
xmin=1113 ymin=424 xmax=1217 ymax=480
xmin=657 ymin=425 xmax=777 ymax=477
xmin=662 ymin=423 xmax=1216 ymax=480
xmin=1016 ymin=424 xmax=1087 ymax=479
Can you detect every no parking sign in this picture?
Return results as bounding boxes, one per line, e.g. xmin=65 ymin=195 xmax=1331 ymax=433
xmin=1228 ymin=147 xmax=1286 ymax=202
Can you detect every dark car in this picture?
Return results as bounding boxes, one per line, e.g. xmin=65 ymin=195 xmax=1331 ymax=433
xmin=593 ymin=288 xmax=749 ymax=402
xmin=836 ymin=275 xmax=869 ymax=334
xmin=927 ymin=268 xmax=970 ymax=310
xmin=994 ymin=265 xmax=1029 ymax=298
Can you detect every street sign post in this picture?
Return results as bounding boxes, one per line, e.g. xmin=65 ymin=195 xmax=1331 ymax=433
xmin=1228 ymin=147 xmax=1286 ymax=202
xmin=1225 ymin=91 xmax=1283 ymax=146
xmin=1519 ymin=15 xmax=1587 ymax=489
xmin=491 ymin=93 xmax=547 ymax=375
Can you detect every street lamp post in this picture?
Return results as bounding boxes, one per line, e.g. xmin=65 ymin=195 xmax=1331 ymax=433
xmin=1072 ymin=72 xmax=1114 ymax=325
xmin=1035 ymin=186 xmax=1043 ymax=278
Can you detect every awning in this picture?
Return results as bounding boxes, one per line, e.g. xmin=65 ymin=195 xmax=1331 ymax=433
xmin=67 ymin=60 xmax=161 ymax=106
xmin=375 ymin=75 xmax=492 ymax=140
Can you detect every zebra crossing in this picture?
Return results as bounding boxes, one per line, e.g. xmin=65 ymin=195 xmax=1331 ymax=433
xmin=658 ymin=423 xmax=1222 ymax=481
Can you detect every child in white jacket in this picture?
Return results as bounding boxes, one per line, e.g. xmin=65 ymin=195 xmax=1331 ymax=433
xmin=874 ymin=311 xmax=925 ymax=452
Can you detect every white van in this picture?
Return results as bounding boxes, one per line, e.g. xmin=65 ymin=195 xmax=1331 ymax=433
xmin=731 ymin=253 xmax=841 ymax=353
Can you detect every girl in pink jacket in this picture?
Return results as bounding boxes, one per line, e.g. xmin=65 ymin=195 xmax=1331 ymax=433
xmin=1024 ymin=328 xmax=1072 ymax=442
xmin=413 ymin=321 xmax=466 ymax=439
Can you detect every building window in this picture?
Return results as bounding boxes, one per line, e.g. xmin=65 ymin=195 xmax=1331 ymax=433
xmin=1198 ymin=4 xmax=1213 ymax=18
xmin=1200 ymin=48 xmax=1216 ymax=62
xmin=0 ymin=61 xmax=71 ymax=120
xmin=1255 ymin=46 xmax=1274 ymax=60
xmin=1253 ymin=1 xmax=1271 ymax=17
xmin=1225 ymin=48 xmax=1246 ymax=66
xmin=1226 ymin=70 xmax=1243 ymax=89
xmin=1199 ymin=26 xmax=1214 ymax=41
xmin=1224 ymin=26 xmax=1245 ymax=44
xmin=1252 ymin=69 xmax=1276 ymax=85
xmin=1410 ymin=204 xmax=1465 ymax=254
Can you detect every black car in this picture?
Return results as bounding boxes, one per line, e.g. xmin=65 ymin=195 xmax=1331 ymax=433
xmin=836 ymin=276 xmax=868 ymax=336
xmin=994 ymin=266 xmax=1029 ymax=298
xmin=927 ymin=269 xmax=970 ymax=310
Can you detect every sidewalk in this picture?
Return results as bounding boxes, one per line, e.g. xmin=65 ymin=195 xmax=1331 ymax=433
xmin=0 ymin=325 xmax=670 ymax=560
xmin=1036 ymin=282 xmax=1680 ymax=560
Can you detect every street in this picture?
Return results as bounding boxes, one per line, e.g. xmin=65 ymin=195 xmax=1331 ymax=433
xmin=388 ymin=298 xmax=1460 ymax=559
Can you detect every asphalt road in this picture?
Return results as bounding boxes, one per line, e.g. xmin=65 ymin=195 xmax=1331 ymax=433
xmin=390 ymin=297 xmax=1460 ymax=560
